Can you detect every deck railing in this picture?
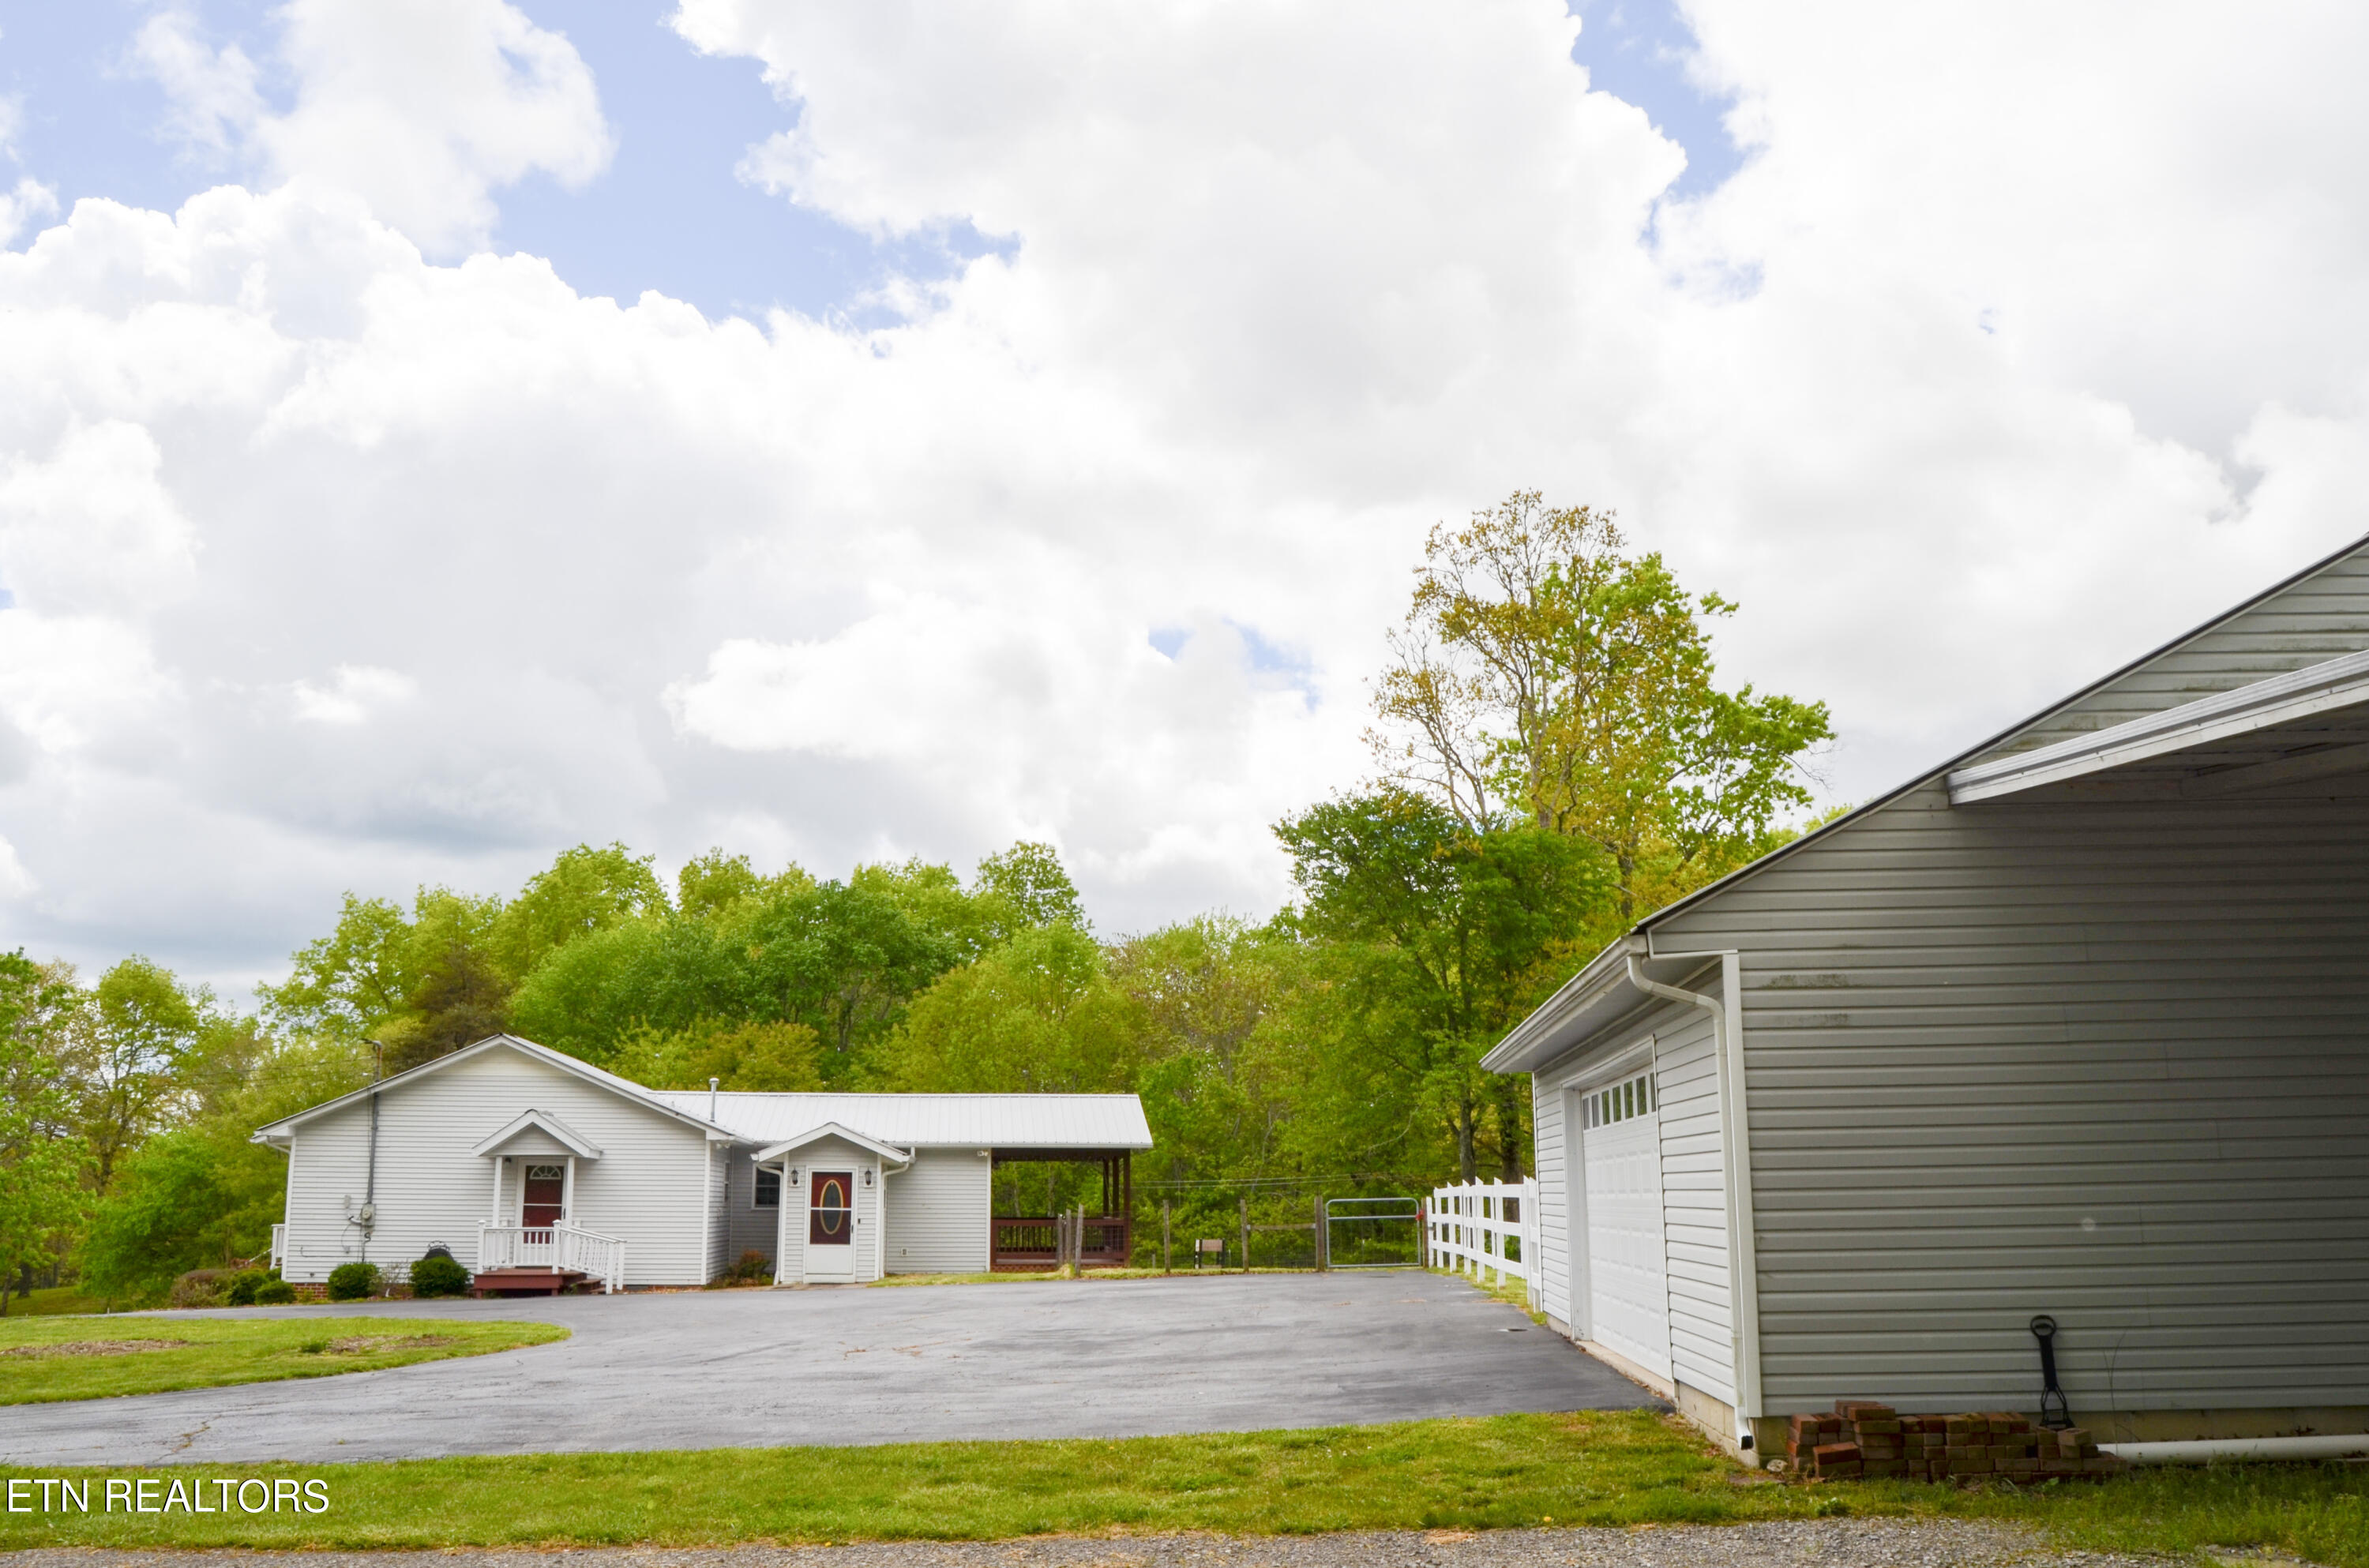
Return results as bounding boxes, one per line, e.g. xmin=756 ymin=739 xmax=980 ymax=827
xmin=992 ymin=1214 xmax=1131 ymax=1270
xmin=268 ymin=1223 xmax=287 ymax=1272
xmin=1428 ymin=1178 xmax=1538 ymax=1308
xmin=476 ymin=1221 xmax=627 ymax=1293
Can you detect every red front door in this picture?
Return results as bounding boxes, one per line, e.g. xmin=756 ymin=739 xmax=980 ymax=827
xmin=523 ymin=1164 xmax=565 ymax=1229
xmin=809 ymin=1172 xmax=854 ymax=1246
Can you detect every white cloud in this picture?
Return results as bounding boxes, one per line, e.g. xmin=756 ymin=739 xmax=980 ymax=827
xmin=0 ymin=177 xmax=56 ymax=249
xmin=132 ymin=0 xmax=612 ymax=256
xmin=291 ymin=665 xmax=419 ymax=725
xmin=7 ymin=1 xmax=2369 ymax=987
xmin=0 ymin=835 xmax=34 ymax=900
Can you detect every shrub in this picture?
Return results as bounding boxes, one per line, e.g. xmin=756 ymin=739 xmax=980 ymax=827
xmin=167 ymin=1269 xmax=228 ymax=1309
xmin=326 ymin=1261 xmax=381 ymax=1301
xmin=409 ymin=1253 xmax=471 ymax=1298
xmin=708 ymin=1250 xmax=772 ymax=1288
xmin=223 ymin=1268 xmax=272 ymax=1306
xmin=253 ymin=1278 xmax=297 ymax=1304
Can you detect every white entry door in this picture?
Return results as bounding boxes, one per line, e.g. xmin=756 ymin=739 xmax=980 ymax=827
xmin=1581 ymin=1071 xmax=1672 ymax=1382
xmin=805 ymin=1171 xmax=858 ymax=1282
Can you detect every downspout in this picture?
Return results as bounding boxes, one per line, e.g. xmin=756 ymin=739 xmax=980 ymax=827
xmin=359 ymin=1041 xmax=384 ymax=1263
xmin=1625 ymin=955 xmax=1763 ymax=1455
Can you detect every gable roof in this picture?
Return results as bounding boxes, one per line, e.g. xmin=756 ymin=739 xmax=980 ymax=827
xmin=251 ymin=1033 xmax=736 ymax=1146
xmin=1484 ymin=528 xmax=2369 ymax=1075
xmin=648 ymin=1090 xmax=1154 ymax=1150
xmin=469 ymin=1108 xmax=605 ymax=1160
xmin=753 ymin=1121 xmax=914 ymax=1165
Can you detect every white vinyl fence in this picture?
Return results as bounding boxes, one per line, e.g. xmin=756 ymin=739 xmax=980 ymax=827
xmin=1428 ymin=1179 xmax=1540 ymax=1309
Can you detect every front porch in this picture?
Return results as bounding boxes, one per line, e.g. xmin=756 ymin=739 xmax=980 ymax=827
xmin=473 ymin=1221 xmax=627 ymax=1294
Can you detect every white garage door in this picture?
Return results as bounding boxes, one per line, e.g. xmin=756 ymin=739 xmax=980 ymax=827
xmin=1581 ymin=1070 xmax=1672 ymax=1382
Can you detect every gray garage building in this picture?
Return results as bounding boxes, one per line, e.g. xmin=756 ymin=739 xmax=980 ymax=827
xmin=1484 ymin=533 xmax=2369 ymax=1459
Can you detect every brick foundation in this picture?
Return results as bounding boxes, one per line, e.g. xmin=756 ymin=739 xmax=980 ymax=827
xmin=1786 ymin=1401 xmax=2127 ymax=1482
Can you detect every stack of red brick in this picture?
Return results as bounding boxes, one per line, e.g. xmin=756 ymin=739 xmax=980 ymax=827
xmin=1785 ymin=1402 xmax=2128 ymax=1481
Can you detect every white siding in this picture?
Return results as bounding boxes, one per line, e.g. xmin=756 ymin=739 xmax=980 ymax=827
xmin=1530 ymin=1000 xmax=1736 ymax=1405
xmin=884 ymin=1147 xmax=992 ymax=1274
xmin=1654 ymin=781 xmax=2369 ymax=1415
xmin=777 ymin=1136 xmax=884 ymax=1283
xmin=277 ymin=1044 xmax=715 ymax=1285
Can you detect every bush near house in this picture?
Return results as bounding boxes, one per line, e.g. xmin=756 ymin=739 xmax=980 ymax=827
xmin=326 ymin=1262 xmax=381 ymax=1301
xmin=252 ymin=1277 xmax=297 ymax=1304
xmin=223 ymin=1268 xmax=273 ymax=1306
xmin=708 ymin=1251 xmax=772 ymax=1287
xmin=166 ymin=1270 xmax=229 ymax=1309
xmin=409 ymin=1254 xmax=471 ymax=1297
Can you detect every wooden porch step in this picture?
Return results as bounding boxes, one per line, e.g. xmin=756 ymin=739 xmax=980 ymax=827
xmin=471 ymin=1268 xmax=588 ymax=1297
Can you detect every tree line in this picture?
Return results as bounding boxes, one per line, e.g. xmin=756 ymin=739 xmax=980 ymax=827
xmin=0 ymin=495 xmax=1833 ymax=1305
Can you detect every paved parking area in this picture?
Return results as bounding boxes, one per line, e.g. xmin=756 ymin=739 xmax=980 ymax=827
xmin=0 ymin=1271 xmax=1658 ymax=1467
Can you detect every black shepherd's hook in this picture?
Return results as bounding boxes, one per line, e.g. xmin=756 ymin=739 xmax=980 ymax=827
xmin=2030 ymin=1315 xmax=2072 ymax=1430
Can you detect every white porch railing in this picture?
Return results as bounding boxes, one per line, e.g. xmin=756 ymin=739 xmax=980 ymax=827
xmin=1429 ymin=1179 xmax=1539 ymax=1309
xmin=476 ymin=1221 xmax=626 ymax=1293
xmin=268 ymin=1223 xmax=287 ymax=1272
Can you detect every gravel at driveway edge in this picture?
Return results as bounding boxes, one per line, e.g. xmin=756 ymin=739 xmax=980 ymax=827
xmin=0 ymin=1518 xmax=2182 ymax=1568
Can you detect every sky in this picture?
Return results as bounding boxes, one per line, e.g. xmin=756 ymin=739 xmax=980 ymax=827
xmin=2 ymin=0 xmax=2367 ymax=997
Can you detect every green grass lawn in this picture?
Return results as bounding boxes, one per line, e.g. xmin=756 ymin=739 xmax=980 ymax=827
xmin=2 ymin=1409 xmax=2363 ymax=1562
xmin=0 ymin=1313 xmax=568 ymax=1405
xmin=0 ymin=1285 xmax=112 ymax=1318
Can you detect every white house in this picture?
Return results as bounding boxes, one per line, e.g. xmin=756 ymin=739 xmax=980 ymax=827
xmin=254 ymin=1033 xmax=1152 ymax=1291
xmin=1485 ymin=533 xmax=2369 ymax=1459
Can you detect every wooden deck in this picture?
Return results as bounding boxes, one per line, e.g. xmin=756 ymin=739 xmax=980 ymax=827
xmin=990 ymin=1215 xmax=1132 ymax=1270
xmin=471 ymin=1267 xmax=588 ymax=1296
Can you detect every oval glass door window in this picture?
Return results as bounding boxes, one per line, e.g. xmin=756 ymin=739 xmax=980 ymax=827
xmin=809 ymin=1172 xmax=854 ymax=1245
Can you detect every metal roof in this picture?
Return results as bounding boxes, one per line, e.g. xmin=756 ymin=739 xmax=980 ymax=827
xmin=644 ymin=1090 xmax=1154 ymax=1150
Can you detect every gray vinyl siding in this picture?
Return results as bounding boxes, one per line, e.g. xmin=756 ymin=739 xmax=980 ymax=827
xmin=705 ymin=1142 xmax=730 ymax=1280
xmin=719 ymin=1149 xmax=779 ymax=1270
xmin=884 ymin=1148 xmax=992 ymax=1273
xmin=1530 ymin=1001 xmax=1736 ymax=1405
xmin=1651 ymin=781 xmax=2369 ymax=1415
xmin=276 ymin=1045 xmax=715 ymax=1286
xmin=1654 ymin=1012 xmax=1733 ymax=1406
xmin=1983 ymin=545 xmax=2369 ymax=758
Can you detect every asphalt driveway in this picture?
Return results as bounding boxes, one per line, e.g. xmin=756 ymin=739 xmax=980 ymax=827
xmin=0 ymin=1270 xmax=1658 ymax=1468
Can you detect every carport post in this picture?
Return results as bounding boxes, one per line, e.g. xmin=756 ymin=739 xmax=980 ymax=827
xmin=1315 ymin=1194 xmax=1327 ymax=1270
xmin=1162 ymin=1200 xmax=1172 ymax=1273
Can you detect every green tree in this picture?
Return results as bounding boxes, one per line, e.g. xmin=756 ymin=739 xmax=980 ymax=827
xmin=880 ymin=922 xmax=1138 ymax=1094
xmin=974 ymin=840 xmax=1087 ymax=931
xmin=79 ymin=1033 xmax=366 ymax=1304
xmin=676 ymin=850 xmax=768 ymax=920
xmin=1371 ymin=491 xmax=1832 ymax=922
xmin=1276 ymin=790 xmax=1608 ymax=1180
xmin=607 ymin=1018 xmax=824 ymax=1092
xmin=60 ymin=956 xmax=212 ymax=1195
xmin=0 ymin=954 xmax=84 ymax=1312
xmin=490 ymin=842 xmax=670 ymax=981
xmin=257 ymin=894 xmax=411 ymax=1041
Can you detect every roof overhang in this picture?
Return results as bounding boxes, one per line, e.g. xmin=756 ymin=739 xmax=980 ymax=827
xmin=250 ymin=1033 xmax=740 ymax=1146
xmin=1947 ymin=647 xmax=2369 ymax=805
xmin=1481 ymin=936 xmax=1719 ymax=1076
xmin=754 ymin=1122 xmax=914 ymax=1166
xmin=470 ymin=1108 xmax=603 ymax=1161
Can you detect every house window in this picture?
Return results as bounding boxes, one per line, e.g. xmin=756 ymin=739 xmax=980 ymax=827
xmin=755 ymin=1168 xmax=781 ymax=1208
xmin=1582 ymin=1070 xmax=1656 ymax=1128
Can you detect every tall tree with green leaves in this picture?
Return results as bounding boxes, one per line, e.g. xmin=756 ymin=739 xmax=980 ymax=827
xmin=59 ymin=957 xmax=212 ymax=1195
xmin=1371 ymin=491 xmax=1832 ymax=923
xmin=0 ymin=953 xmax=84 ymax=1311
xmin=1276 ymin=791 xmax=1608 ymax=1180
